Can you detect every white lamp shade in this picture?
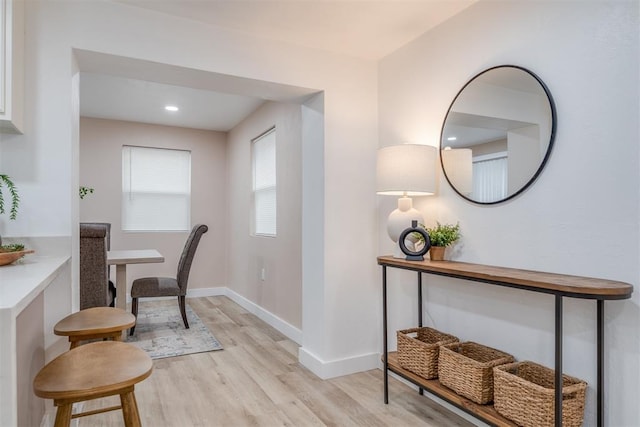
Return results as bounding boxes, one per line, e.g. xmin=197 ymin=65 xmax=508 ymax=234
xmin=442 ymin=148 xmax=473 ymax=195
xmin=377 ymin=144 xmax=437 ymax=196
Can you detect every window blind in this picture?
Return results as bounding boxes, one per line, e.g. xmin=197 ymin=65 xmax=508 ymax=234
xmin=252 ymin=128 xmax=276 ymax=236
xmin=472 ymin=156 xmax=508 ymax=203
xmin=122 ymin=146 xmax=191 ymax=231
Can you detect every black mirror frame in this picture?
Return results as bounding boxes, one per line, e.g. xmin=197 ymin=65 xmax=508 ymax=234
xmin=440 ymin=65 xmax=557 ymax=205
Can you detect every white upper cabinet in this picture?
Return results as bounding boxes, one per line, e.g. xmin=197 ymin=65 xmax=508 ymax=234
xmin=0 ymin=0 xmax=23 ymax=134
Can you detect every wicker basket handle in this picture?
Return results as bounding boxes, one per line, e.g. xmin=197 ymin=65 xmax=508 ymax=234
xmin=562 ymin=391 xmax=578 ymax=400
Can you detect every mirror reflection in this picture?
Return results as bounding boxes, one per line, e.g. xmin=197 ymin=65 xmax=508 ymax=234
xmin=440 ymin=65 xmax=556 ymax=204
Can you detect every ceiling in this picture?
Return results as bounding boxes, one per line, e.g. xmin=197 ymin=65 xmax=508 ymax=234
xmin=114 ymin=0 xmax=476 ymax=61
xmin=80 ymin=73 xmax=267 ymax=132
xmin=81 ymin=1 xmax=476 ymax=131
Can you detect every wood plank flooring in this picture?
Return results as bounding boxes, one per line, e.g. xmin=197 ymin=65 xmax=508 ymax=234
xmin=78 ymin=296 xmax=474 ymax=426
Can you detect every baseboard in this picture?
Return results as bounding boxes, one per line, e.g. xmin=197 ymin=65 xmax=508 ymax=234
xmin=187 ymin=287 xmax=226 ymax=298
xmin=298 ymin=347 xmax=380 ymax=380
xmin=184 ymin=287 xmax=302 ymax=345
xmin=223 ymin=288 xmax=303 ymax=345
xmin=183 ymin=287 xmax=379 ymax=380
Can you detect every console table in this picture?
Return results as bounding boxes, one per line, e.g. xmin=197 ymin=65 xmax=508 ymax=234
xmin=378 ymin=256 xmax=633 ymax=427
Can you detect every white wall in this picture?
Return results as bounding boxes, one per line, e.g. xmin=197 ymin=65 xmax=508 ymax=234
xmin=379 ymin=1 xmax=639 ymax=426
xmin=79 ymin=117 xmax=227 ymax=294
xmin=0 ymin=0 xmax=379 ymax=377
xmin=508 ymin=124 xmax=540 ymax=193
xmin=227 ymin=102 xmax=303 ymax=329
xmin=3 ymin=0 xmax=636 ymax=423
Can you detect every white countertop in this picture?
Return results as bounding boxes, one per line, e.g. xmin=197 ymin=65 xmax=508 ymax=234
xmin=0 ymin=255 xmax=70 ymax=315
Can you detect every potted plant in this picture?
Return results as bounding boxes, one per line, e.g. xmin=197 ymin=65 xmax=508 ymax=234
xmin=426 ymin=222 xmax=461 ymax=261
xmin=0 ymin=174 xmax=30 ymax=264
xmin=0 ymin=174 xmax=19 ymax=221
xmin=79 ymin=186 xmax=94 ymax=199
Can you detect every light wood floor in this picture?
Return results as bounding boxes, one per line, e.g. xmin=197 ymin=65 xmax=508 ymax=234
xmin=78 ymin=296 xmax=474 ymax=426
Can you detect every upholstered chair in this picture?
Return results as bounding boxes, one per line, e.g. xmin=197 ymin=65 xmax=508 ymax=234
xmin=79 ymin=223 xmax=116 ymax=309
xmin=86 ymin=222 xmax=117 ymax=292
xmin=130 ymin=224 xmax=208 ymax=335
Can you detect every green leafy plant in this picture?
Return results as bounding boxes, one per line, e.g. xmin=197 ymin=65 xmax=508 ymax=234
xmin=0 ymin=243 xmax=24 ymax=253
xmin=0 ymin=174 xmax=19 ymax=220
xmin=79 ymin=186 xmax=94 ymax=199
xmin=427 ymin=222 xmax=461 ymax=247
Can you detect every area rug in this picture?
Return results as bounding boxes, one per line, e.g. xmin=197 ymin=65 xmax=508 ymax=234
xmin=126 ymin=300 xmax=223 ymax=359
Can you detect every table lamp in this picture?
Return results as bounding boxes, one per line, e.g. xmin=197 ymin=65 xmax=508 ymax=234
xmin=377 ymin=144 xmax=436 ymax=258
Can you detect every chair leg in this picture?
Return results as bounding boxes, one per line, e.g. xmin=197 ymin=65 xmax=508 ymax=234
xmin=178 ymin=296 xmax=189 ymax=329
xmin=53 ymin=402 xmax=73 ymax=427
xmin=130 ymin=297 xmax=138 ymax=336
xmin=120 ymin=388 xmax=142 ymax=427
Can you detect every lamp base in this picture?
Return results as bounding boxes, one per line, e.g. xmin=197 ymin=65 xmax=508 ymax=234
xmin=387 ymin=197 xmax=424 ymax=259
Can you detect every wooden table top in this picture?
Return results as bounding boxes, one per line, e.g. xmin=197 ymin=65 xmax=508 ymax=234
xmin=54 ymin=307 xmax=135 ymax=336
xmin=33 ymin=341 xmax=152 ymax=400
xmin=378 ymin=256 xmax=633 ymax=300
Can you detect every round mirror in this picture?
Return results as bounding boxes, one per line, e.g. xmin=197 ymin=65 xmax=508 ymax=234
xmin=440 ymin=65 xmax=556 ymax=204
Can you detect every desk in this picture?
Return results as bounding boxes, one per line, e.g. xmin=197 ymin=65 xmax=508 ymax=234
xmin=378 ymin=256 xmax=633 ymax=427
xmin=107 ymin=250 xmax=164 ymax=311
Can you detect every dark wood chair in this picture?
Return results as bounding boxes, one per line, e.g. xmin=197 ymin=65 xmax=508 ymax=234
xmin=130 ymin=224 xmax=208 ymax=335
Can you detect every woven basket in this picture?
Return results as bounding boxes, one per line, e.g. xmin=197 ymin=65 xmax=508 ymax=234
xmin=494 ymin=361 xmax=587 ymax=427
xmin=396 ymin=327 xmax=458 ymax=379
xmin=438 ymin=341 xmax=514 ymax=404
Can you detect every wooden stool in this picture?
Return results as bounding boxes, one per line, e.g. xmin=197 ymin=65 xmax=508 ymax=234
xmin=54 ymin=307 xmax=135 ymax=349
xmin=33 ymin=341 xmax=152 ymax=427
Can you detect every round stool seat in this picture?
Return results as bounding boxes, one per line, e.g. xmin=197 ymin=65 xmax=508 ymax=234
xmin=54 ymin=307 xmax=135 ymax=349
xmin=33 ymin=341 xmax=152 ymax=427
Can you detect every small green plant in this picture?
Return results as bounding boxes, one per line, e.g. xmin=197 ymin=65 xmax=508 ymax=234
xmin=427 ymin=222 xmax=461 ymax=247
xmin=0 ymin=174 xmax=19 ymax=220
xmin=79 ymin=186 xmax=94 ymax=199
xmin=0 ymin=243 xmax=24 ymax=253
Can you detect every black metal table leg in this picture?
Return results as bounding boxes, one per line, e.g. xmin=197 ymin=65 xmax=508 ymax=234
xmin=418 ymin=272 xmax=423 ymax=327
xmin=597 ymin=300 xmax=604 ymax=427
xmin=555 ymin=295 xmax=563 ymax=427
xmin=418 ymin=272 xmax=423 ymax=396
xmin=383 ymin=266 xmax=389 ymax=404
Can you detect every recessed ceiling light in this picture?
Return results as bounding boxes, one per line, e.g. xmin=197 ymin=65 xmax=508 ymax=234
xmin=165 ymin=105 xmax=179 ymax=112
xmin=447 ymin=136 xmax=457 ymax=141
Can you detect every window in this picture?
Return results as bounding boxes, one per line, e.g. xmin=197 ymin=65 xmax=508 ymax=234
xmin=472 ymin=153 xmax=508 ymax=203
xmin=122 ymin=146 xmax=191 ymax=231
xmin=252 ymin=128 xmax=276 ymax=236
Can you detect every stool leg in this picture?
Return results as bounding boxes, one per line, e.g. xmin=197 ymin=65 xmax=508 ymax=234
xmin=120 ymin=388 xmax=142 ymax=427
xmin=53 ymin=403 xmax=73 ymax=427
